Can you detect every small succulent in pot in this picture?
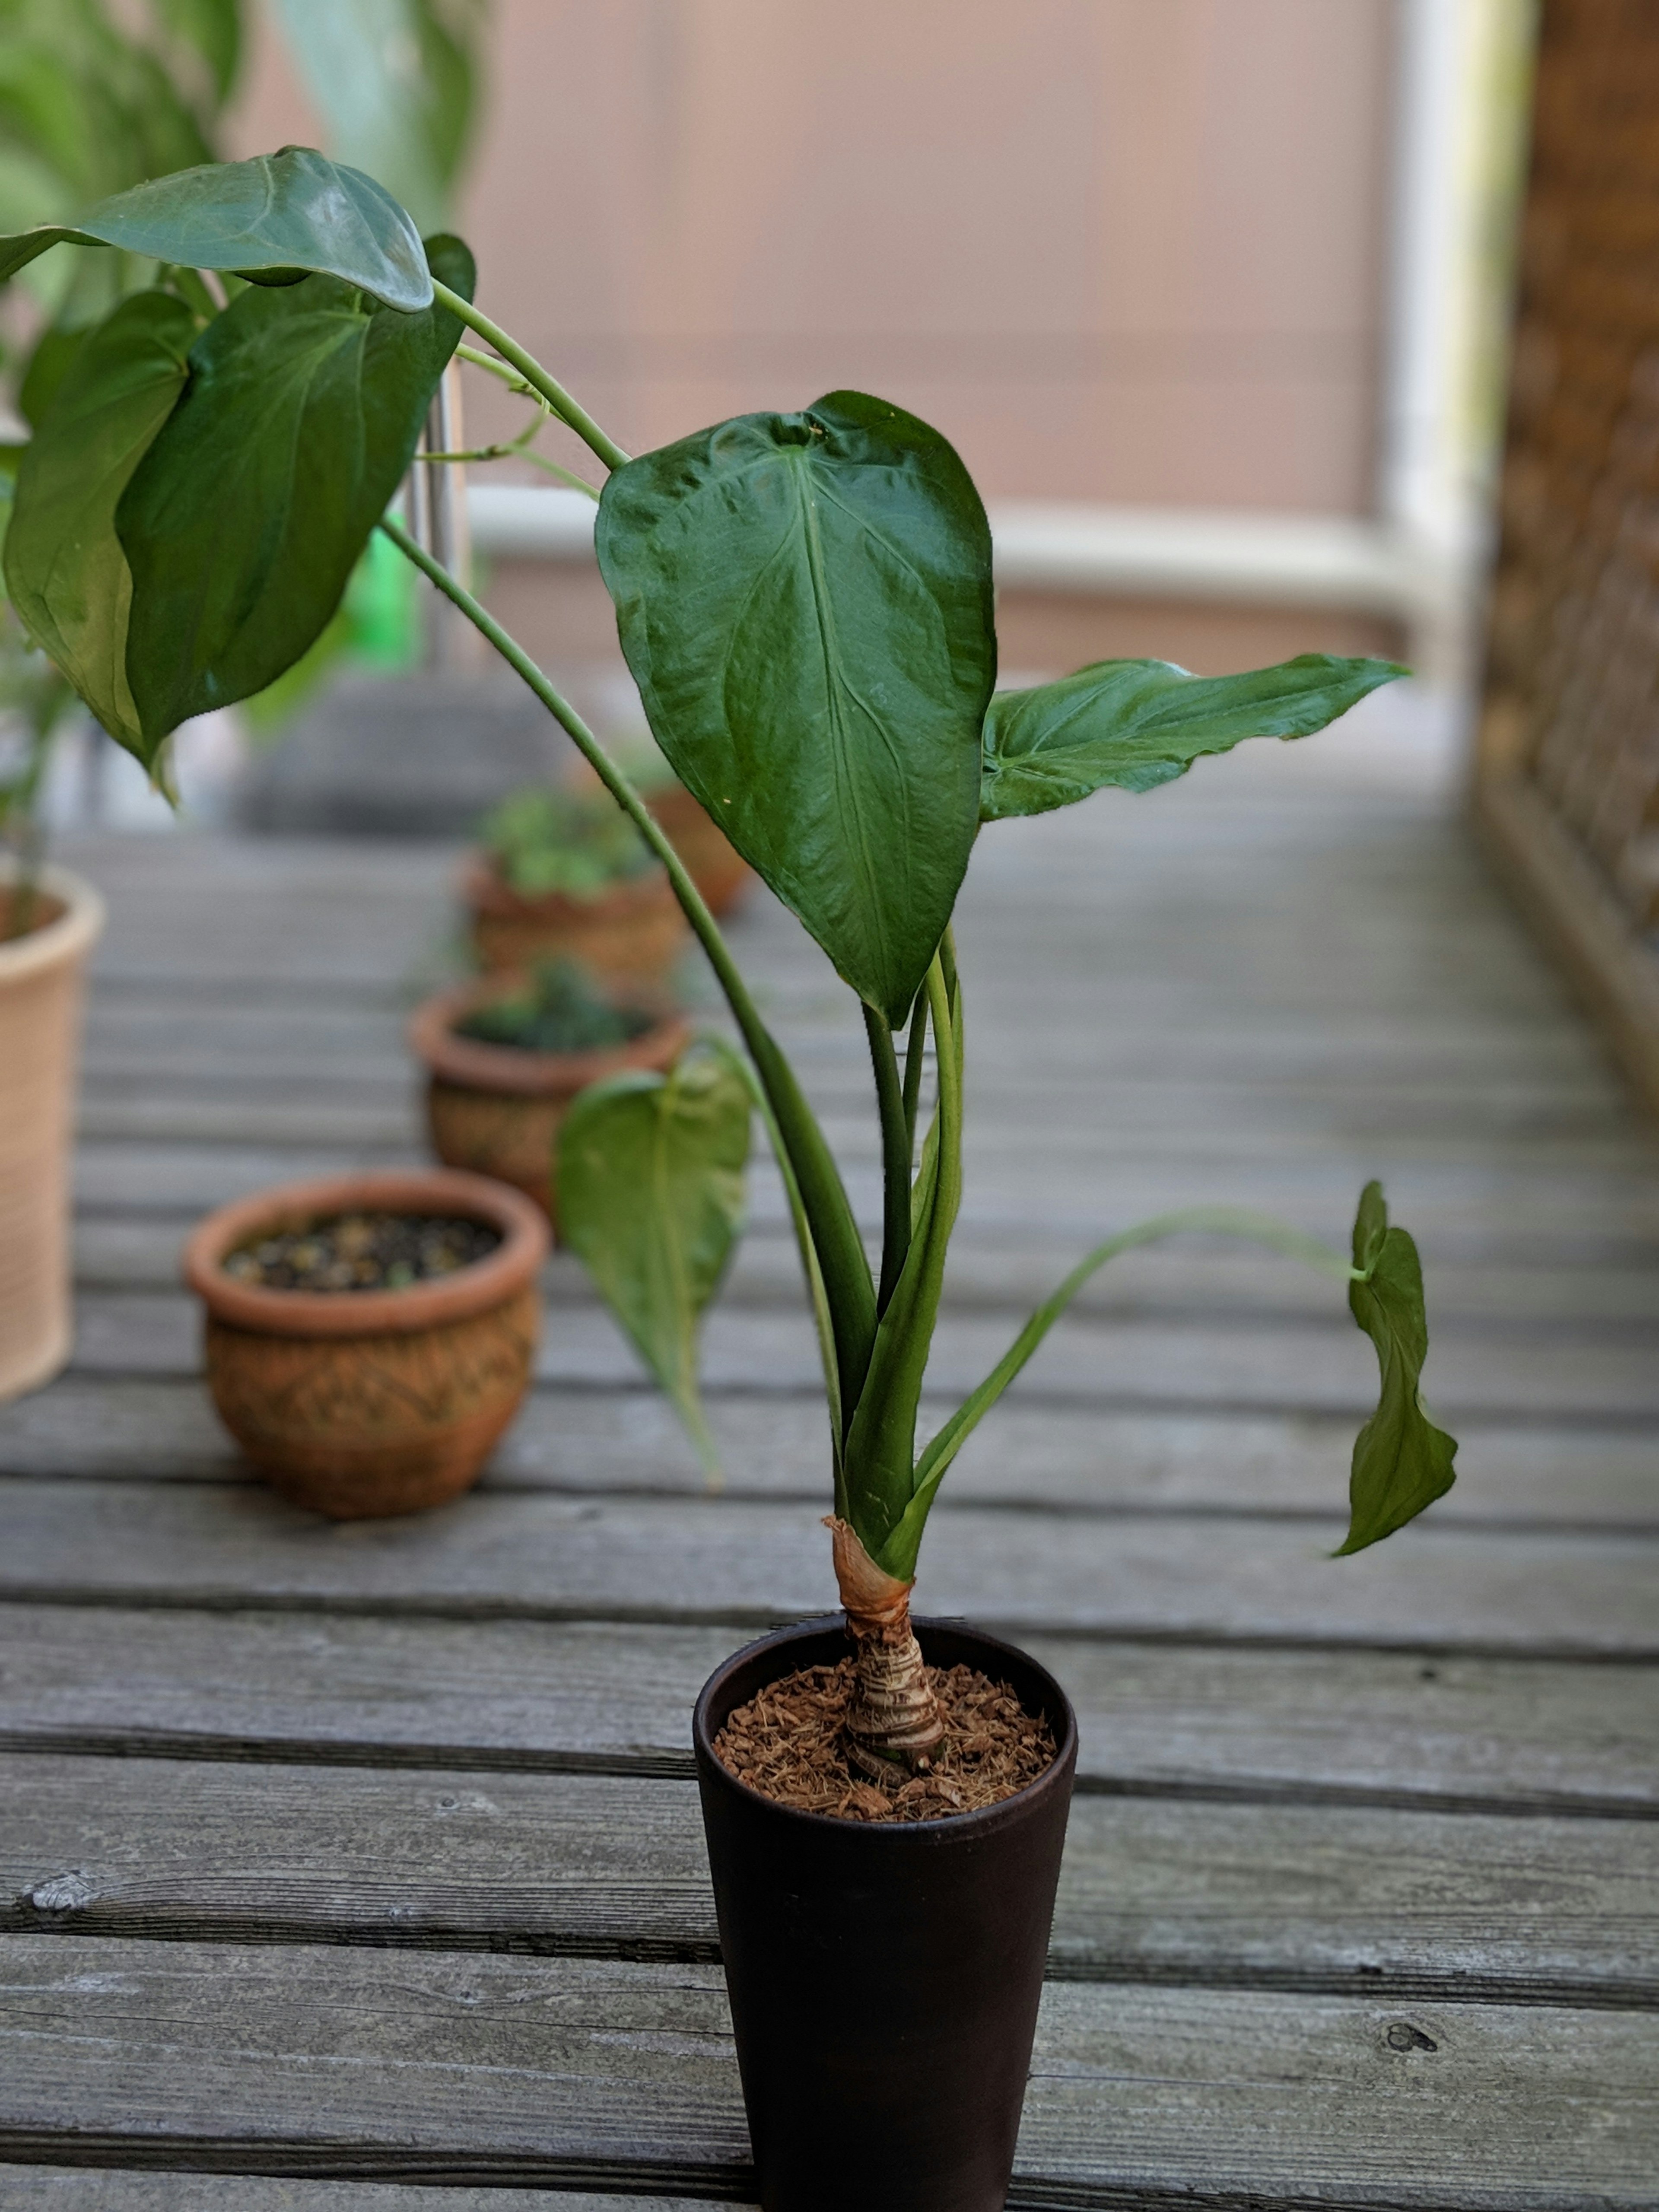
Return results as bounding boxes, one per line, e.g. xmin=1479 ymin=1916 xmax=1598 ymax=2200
xmin=465 ymin=783 xmax=688 ymax=982
xmin=408 ymin=954 xmax=692 ymax=1230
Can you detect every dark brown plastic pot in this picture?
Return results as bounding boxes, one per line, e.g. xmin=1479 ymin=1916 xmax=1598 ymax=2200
xmin=408 ymin=976 xmax=690 ymax=1227
xmin=694 ymin=1614 xmax=1077 ymax=2212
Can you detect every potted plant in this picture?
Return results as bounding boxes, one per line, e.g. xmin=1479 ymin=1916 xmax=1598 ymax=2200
xmin=0 ymin=153 xmax=1459 ymax=2211
xmin=465 ymin=783 xmax=689 ymax=981
xmin=0 ymin=590 xmax=105 ymax=1402
xmin=408 ymin=954 xmax=690 ymax=1222
xmin=182 ymin=1166 xmax=547 ymax=1519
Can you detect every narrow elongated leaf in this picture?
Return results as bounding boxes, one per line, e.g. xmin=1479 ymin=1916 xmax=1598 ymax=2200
xmin=0 ymin=147 xmax=431 ymax=311
xmin=979 ymin=653 xmax=1406 ymax=821
xmin=1338 ymin=1181 xmax=1458 ymax=1554
xmin=556 ymin=1040 xmax=752 ymax=1481
xmin=597 ymin=390 xmax=996 ymax=1029
xmin=2 ymin=288 xmax=193 ymax=751
xmin=115 ymin=234 xmax=471 ymax=757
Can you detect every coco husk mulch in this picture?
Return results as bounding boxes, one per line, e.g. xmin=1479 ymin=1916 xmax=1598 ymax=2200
xmin=713 ymin=1657 xmax=1056 ymax=1822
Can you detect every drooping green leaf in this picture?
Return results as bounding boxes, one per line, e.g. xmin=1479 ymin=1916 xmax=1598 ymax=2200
xmin=597 ymin=389 xmax=996 ymax=1030
xmin=556 ymin=1039 xmax=752 ymax=1483
xmin=979 ymin=653 xmax=1407 ymax=822
xmin=114 ymin=233 xmax=471 ymax=757
xmin=273 ymin=0 xmax=483 ymax=234
xmin=1338 ymin=1181 xmax=1457 ymax=1554
xmin=0 ymin=146 xmax=432 ymax=311
xmin=3 ymin=288 xmax=193 ymax=751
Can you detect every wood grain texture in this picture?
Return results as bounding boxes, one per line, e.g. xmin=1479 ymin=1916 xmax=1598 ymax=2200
xmin=3 ymin=1479 xmax=1653 ymax=1657
xmin=56 ymin=1281 xmax=1659 ymax=1427
xmin=3 ymin=1606 xmax=1653 ymax=1818
xmin=9 ymin=1375 xmax=1656 ymax=1534
xmin=0 ymin=2180 xmax=722 ymax=2212
xmin=1 ymin=1937 xmax=1654 ymax=2205
xmin=5 ymin=1756 xmax=1653 ymax=2008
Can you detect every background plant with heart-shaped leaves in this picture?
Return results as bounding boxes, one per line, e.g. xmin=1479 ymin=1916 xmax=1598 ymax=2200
xmin=2 ymin=150 xmax=1457 ymax=1778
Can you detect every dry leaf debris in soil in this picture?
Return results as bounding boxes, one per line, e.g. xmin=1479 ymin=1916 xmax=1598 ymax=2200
xmin=714 ymin=1659 xmax=1057 ymax=1821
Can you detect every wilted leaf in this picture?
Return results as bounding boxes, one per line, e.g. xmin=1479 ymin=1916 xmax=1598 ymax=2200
xmin=0 ymin=146 xmax=431 ymax=311
xmin=557 ymin=1040 xmax=751 ymax=1480
xmin=980 ymin=654 xmax=1406 ymax=821
xmin=1339 ymin=1180 xmax=1457 ymax=1553
xmin=597 ymin=390 xmax=996 ymax=1029
xmin=3 ymin=288 xmax=193 ymax=751
xmin=114 ymin=233 xmax=471 ymax=756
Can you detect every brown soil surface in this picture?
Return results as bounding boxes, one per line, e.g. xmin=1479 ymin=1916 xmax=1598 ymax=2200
xmin=714 ymin=1657 xmax=1056 ymax=1822
xmin=223 ymin=1212 xmax=501 ymax=1293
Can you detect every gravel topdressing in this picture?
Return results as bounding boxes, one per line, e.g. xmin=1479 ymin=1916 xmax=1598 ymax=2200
xmin=222 ymin=1211 xmax=502 ymax=1293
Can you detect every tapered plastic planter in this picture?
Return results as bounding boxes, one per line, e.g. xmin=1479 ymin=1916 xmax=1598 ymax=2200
xmin=0 ymin=863 xmax=105 ymax=1403
xmin=693 ymin=1615 xmax=1077 ymax=2212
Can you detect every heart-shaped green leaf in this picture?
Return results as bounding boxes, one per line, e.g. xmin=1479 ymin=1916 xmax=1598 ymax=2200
xmin=0 ymin=147 xmax=431 ymax=311
xmin=556 ymin=1039 xmax=752 ymax=1482
xmin=1338 ymin=1181 xmax=1458 ymax=1554
xmin=115 ymin=233 xmax=472 ymax=757
xmin=2 ymin=288 xmax=194 ymax=752
xmin=980 ymin=653 xmax=1406 ymax=821
xmin=597 ymin=390 xmax=996 ymax=1029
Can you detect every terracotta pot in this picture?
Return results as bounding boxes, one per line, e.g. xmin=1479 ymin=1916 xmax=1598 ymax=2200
xmin=0 ymin=864 xmax=105 ymax=1403
xmin=408 ymin=977 xmax=690 ymax=1228
xmin=648 ymin=782 xmax=753 ymax=917
xmin=695 ymin=1616 xmax=1077 ymax=2212
xmin=182 ymin=1168 xmax=549 ymax=1520
xmin=462 ymin=851 xmax=690 ymax=982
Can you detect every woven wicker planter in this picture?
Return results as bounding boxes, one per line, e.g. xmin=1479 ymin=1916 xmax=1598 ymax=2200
xmin=183 ymin=1168 xmax=548 ymax=1519
xmin=0 ymin=863 xmax=105 ymax=1403
xmin=462 ymin=852 xmax=689 ymax=983
xmin=409 ymin=977 xmax=690 ymax=1228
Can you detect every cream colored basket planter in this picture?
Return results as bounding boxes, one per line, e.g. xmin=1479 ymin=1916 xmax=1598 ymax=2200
xmin=0 ymin=862 xmax=105 ymax=1401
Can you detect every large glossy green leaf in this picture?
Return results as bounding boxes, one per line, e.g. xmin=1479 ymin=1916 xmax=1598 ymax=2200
xmin=979 ymin=653 xmax=1406 ymax=821
xmin=597 ymin=390 xmax=996 ymax=1030
xmin=2 ymin=288 xmax=193 ymax=752
xmin=0 ymin=146 xmax=431 ymax=311
xmin=556 ymin=1040 xmax=752 ymax=1482
xmin=1338 ymin=1181 xmax=1458 ymax=1554
xmin=114 ymin=233 xmax=470 ymax=757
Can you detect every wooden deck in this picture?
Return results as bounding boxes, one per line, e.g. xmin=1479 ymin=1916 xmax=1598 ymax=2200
xmin=2 ymin=730 xmax=1656 ymax=2208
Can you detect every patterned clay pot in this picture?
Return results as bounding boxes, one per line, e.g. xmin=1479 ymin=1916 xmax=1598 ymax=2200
xmin=408 ymin=979 xmax=690 ymax=1230
xmin=182 ymin=1168 xmax=549 ymax=1520
xmin=462 ymin=851 xmax=690 ymax=983
xmin=0 ymin=863 xmax=105 ymax=1403
xmin=648 ymin=782 xmax=753 ymax=917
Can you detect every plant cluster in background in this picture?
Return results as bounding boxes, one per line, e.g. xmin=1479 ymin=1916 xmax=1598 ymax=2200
xmin=480 ymin=786 xmax=659 ymax=902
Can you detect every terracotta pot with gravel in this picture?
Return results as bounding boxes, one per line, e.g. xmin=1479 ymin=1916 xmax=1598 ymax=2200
xmin=183 ymin=1167 xmax=548 ymax=1519
xmin=408 ymin=970 xmax=689 ymax=1227
xmin=0 ymin=862 xmax=105 ymax=1403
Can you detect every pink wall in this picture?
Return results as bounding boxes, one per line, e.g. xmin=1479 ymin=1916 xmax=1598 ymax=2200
xmin=232 ymin=0 xmax=1397 ymax=515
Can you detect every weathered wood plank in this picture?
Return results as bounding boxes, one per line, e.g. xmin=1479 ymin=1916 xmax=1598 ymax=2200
xmin=70 ymin=1139 xmax=1659 ymax=1264
xmin=8 ymin=1376 xmax=1655 ymax=1533
xmin=3 ymin=1481 xmax=1653 ymax=1656
xmin=0 ymin=2176 xmax=715 ymax=2212
xmin=2 ymin=1937 xmax=1653 ymax=2205
xmin=3 ymin=1606 xmax=1653 ymax=1817
xmin=0 ymin=2177 xmax=716 ymax=2212
xmin=72 ymin=1212 xmax=1659 ymax=1329
xmin=57 ymin=1286 xmax=1659 ymax=1427
xmin=5 ymin=1757 xmax=1653 ymax=2007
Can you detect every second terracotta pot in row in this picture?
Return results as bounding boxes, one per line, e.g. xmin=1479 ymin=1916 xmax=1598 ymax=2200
xmin=409 ymin=974 xmax=689 ymax=1227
